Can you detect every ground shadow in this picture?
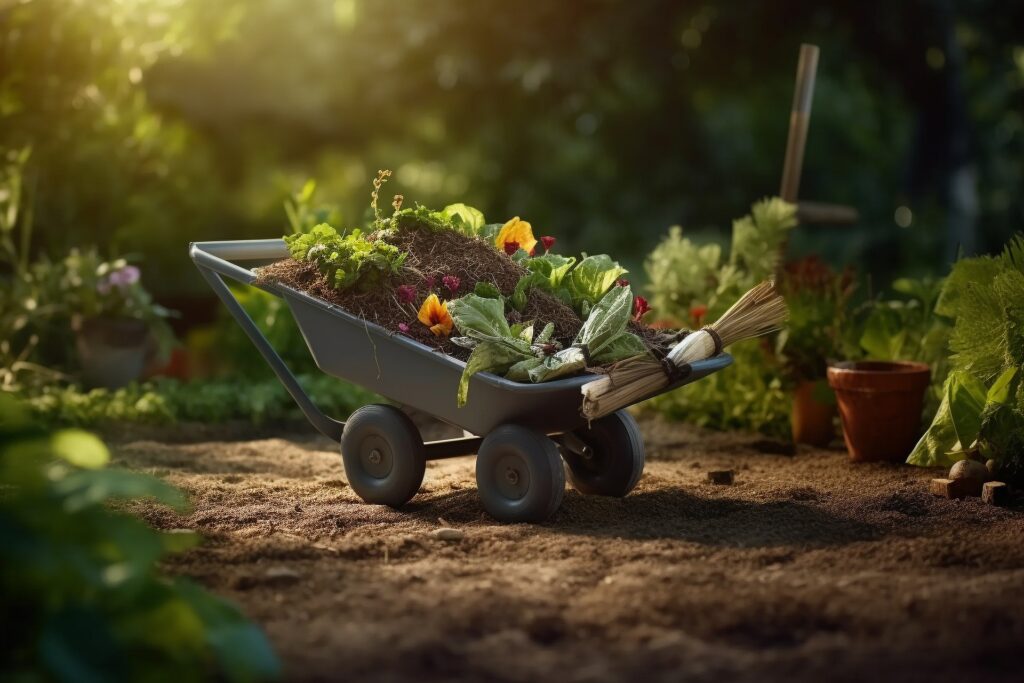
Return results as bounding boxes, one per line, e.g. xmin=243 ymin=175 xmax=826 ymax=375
xmin=406 ymin=486 xmax=883 ymax=549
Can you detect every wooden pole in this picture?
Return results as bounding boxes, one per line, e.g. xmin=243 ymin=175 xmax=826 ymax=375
xmin=780 ymin=44 xmax=819 ymax=203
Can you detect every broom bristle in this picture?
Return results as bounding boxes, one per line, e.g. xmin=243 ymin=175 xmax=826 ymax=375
xmin=710 ymin=280 xmax=788 ymax=347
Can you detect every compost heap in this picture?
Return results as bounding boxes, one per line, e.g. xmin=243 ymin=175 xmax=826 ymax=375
xmin=256 ymin=201 xmax=675 ymax=405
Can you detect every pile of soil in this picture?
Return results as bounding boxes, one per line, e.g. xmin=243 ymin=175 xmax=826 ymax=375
xmin=256 ymin=225 xmax=656 ymax=361
xmin=119 ymin=416 xmax=1024 ymax=683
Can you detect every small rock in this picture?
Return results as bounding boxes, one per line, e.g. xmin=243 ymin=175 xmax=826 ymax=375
xmin=949 ymin=459 xmax=991 ymax=483
xmin=982 ymin=481 xmax=1009 ymax=506
xmin=986 ymin=459 xmax=1000 ymax=477
xmin=707 ymin=470 xmax=734 ymax=485
xmin=431 ymin=527 xmax=465 ymax=542
xmin=264 ymin=566 xmax=302 ymax=585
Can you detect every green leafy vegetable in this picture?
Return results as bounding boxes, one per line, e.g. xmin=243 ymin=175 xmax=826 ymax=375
xmin=443 ymin=203 xmax=486 ymax=236
xmin=284 ymin=223 xmax=406 ymax=292
xmin=565 ymin=254 xmax=628 ymax=314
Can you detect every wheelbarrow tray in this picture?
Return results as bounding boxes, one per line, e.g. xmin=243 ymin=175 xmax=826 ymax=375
xmin=275 ymin=281 xmax=732 ymax=437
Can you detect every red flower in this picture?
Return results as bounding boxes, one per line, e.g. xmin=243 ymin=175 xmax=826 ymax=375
xmin=503 ymin=241 xmax=520 ymax=256
xmin=442 ymin=274 xmax=461 ymax=293
xmin=689 ymin=303 xmax=708 ymax=326
xmin=540 ymin=236 xmax=556 ymax=252
xmin=632 ymin=295 xmax=651 ymax=322
xmin=398 ymin=322 xmax=411 ymax=334
xmin=616 ymin=278 xmax=630 ymax=287
xmin=396 ymin=284 xmax=416 ymax=304
xmin=424 ymin=274 xmax=436 ymax=289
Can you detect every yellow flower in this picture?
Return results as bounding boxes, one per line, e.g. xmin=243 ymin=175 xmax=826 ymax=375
xmin=417 ymin=293 xmax=454 ymax=337
xmin=494 ymin=216 xmax=538 ymax=256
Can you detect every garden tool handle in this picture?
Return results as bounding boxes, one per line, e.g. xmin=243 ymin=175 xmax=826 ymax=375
xmin=189 ymin=240 xmax=344 ymax=442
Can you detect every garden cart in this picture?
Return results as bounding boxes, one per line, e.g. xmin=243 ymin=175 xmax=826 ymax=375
xmin=191 ymin=239 xmax=733 ymax=522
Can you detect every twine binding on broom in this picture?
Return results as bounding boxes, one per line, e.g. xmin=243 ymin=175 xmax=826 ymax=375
xmin=580 ymin=281 xmax=787 ymax=420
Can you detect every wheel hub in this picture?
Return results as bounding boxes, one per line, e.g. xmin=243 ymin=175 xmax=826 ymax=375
xmin=360 ymin=436 xmax=393 ymax=479
xmin=494 ymin=453 xmax=530 ymax=500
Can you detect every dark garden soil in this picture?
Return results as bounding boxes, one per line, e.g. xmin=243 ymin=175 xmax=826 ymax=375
xmin=116 ymin=415 xmax=1024 ymax=683
xmin=255 ymin=225 xmax=585 ymax=359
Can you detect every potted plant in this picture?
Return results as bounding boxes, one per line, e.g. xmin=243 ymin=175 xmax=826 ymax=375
xmin=828 ymin=277 xmax=948 ymax=462
xmin=776 ymin=256 xmax=854 ymax=447
xmin=62 ymin=249 xmax=176 ymax=389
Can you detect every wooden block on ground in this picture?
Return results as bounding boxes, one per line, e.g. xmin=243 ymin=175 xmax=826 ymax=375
xmin=708 ymin=470 xmax=734 ymax=485
xmin=982 ymin=481 xmax=1009 ymax=506
xmin=930 ymin=478 xmax=974 ymax=499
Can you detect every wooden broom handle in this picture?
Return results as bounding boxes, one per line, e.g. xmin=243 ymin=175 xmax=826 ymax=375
xmin=780 ymin=44 xmax=819 ymax=203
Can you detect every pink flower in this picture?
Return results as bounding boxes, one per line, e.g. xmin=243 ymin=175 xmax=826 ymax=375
xmin=503 ymin=241 xmax=520 ymax=256
xmin=632 ymin=295 xmax=651 ymax=322
xmin=424 ymin=274 xmax=437 ymax=289
xmin=398 ymin=322 xmax=410 ymax=334
xmin=616 ymin=278 xmax=630 ymax=288
xmin=442 ymin=274 xmax=461 ymax=294
xmin=540 ymin=236 xmax=556 ymax=252
xmin=396 ymin=284 xmax=416 ymax=304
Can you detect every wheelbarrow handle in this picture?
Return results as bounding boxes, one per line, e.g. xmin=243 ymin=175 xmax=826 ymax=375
xmin=189 ymin=240 xmax=345 ymax=442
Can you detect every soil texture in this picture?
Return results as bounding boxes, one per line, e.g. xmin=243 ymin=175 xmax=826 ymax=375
xmin=117 ymin=416 xmax=1024 ymax=683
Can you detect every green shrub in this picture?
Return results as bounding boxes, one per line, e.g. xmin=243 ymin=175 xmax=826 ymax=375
xmin=0 ymin=394 xmax=280 ymax=681
xmin=908 ymin=236 xmax=1024 ymax=473
xmin=20 ymin=375 xmax=377 ymax=429
xmin=642 ymin=198 xmax=796 ymax=437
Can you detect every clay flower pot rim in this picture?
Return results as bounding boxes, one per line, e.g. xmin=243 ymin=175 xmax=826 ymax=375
xmin=827 ymin=360 xmax=930 ymax=375
xmin=827 ymin=360 xmax=930 ymax=394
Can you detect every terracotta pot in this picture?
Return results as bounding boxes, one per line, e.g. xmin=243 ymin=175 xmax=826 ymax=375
xmin=75 ymin=316 xmax=150 ymax=389
xmin=826 ymin=361 xmax=931 ymax=463
xmin=790 ymin=379 xmax=836 ymax=447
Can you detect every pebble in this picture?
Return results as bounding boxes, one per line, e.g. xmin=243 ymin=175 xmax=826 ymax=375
xmin=432 ymin=527 xmax=465 ymax=541
xmin=707 ymin=470 xmax=734 ymax=485
xmin=264 ymin=566 xmax=302 ymax=585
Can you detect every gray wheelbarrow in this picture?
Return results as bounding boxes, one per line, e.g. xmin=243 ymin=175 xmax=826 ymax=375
xmin=191 ymin=239 xmax=733 ymax=522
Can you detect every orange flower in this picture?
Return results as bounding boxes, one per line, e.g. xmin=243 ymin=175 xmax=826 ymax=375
xmin=417 ymin=293 xmax=454 ymax=337
xmin=494 ymin=217 xmax=537 ymax=256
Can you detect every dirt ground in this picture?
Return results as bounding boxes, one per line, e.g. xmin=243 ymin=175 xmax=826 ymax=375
xmin=115 ymin=415 xmax=1024 ymax=683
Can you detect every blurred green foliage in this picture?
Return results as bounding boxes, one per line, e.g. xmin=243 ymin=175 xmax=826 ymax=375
xmin=645 ymin=198 xmax=796 ymax=438
xmin=2 ymin=0 xmax=1023 ymax=297
xmin=0 ymin=394 xmax=280 ymax=681
xmin=23 ymin=374 xmax=376 ymax=429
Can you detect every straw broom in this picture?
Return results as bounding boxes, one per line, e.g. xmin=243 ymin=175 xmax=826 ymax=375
xmin=580 ymin=281 xmax=787 ymax=420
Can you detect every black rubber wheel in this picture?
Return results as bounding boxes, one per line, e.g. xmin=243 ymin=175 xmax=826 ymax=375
xmin=561 ymin=410 xmax=645 ymax=497
xmin=475 ymin=425 xmax=565 ymax=523
xmin=340 ymin=404 xmax=426 ymax=507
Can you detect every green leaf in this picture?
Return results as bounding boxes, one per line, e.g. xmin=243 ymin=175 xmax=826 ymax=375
xmin=565 ymin=254 xmax=627 ymax=314
xmin=479 ymin=223 xmax=504 ymax=243
xmin=525 ymin=253 xmax=576 ymax=288
xmin=511 ymin=271 xmax=547 ymax=313
xmin=948 ymin=372 xmax=987 ymax=454
xmin=458 ymin=340 xmax=531 ymax=406
xmin=986 ymin=366 xmax=1018 ymax=405
xmin=443 ymin=203 xmax=486 ymax=236
xmin=473 ymin=281 xmax=502 ymax=299
xmin=859 ymin=306 xmax=907 ymax=360
xmin=55 ymin=469 xmax=188 ymax=513
xmin=177 ymin=581 xmax=282 ymax=683
xmin=50 ymin=429 xmax=110 ymax=469
xmin=448 ymin=294 xmax=511 ymax=342
xmin=535 ymin=322 xmax=555 ymax=344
